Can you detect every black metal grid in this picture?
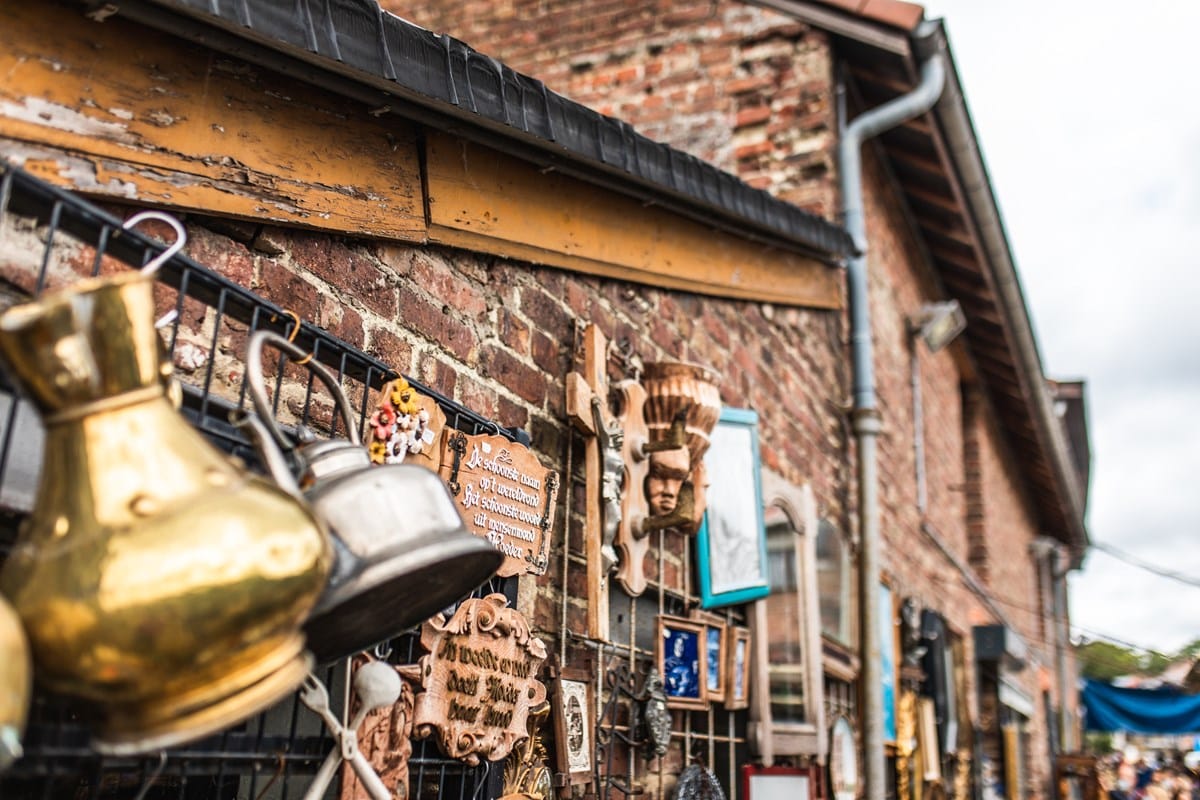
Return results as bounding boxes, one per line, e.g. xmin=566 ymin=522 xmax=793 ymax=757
xmin=0 ymin=162 xmax=519 ymax=800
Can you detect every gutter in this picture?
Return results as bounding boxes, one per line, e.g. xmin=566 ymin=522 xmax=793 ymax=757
xmin=838 ymin=22 xmax=946 ymax=800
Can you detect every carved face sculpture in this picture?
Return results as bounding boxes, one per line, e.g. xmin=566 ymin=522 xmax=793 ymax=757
xmin=645 ymin=447 xmax=691 ymax=516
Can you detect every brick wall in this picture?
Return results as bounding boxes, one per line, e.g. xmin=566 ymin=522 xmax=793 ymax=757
xmin=389 ymin=0 xmax=838 ymax=218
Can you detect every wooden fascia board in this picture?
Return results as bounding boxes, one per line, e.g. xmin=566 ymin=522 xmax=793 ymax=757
xmin=425 ymin=133 xmax=843 ymax=309
xmin=0 ymin=3 xmax=425 ymax=240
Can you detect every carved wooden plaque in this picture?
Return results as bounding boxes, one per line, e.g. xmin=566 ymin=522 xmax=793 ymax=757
xmin=439 ymin=431 xmax=558 ymax=577
xmin=411 ymin=594 xmax=549 ymax=765
xmin=340 ymin=657 xmax=419 ymax=800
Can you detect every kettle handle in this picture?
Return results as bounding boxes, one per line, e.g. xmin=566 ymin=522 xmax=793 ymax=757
xmin=245 ymin=330 xmax=363 ymax=456
xmin=121 ymin=211 xmax=187 ymax=277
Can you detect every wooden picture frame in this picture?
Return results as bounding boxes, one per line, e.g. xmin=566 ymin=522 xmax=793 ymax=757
xmin=552 ymin=668 xmax=594 ymax=785
xmin=726 ymin=626 xmax=752 ymax=710
xmin=742 ymin=764 xmax=818 ymax=800
xmin=689 ymin=609 xmax=728 ymax=699
xmin=697 ymin=408 xmax=770 ymax=608
xmin=657 ymin=615 xmax=708 ymax=709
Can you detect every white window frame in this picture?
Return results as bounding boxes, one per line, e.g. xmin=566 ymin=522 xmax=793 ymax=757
xmin=748 ymin=470 xmax=826 ymax=764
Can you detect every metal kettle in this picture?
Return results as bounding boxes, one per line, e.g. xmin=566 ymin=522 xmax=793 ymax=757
xmin=241 ymin=330 xmax=501 ymax=664
xmin=0 ymin=594 xmax=30 ymax=771
xmin=0 ymin=214 xmax=332 ymax=755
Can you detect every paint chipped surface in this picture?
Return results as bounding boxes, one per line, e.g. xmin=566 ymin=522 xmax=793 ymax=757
xmin=0 ymin=96 xmax=135 ymax=143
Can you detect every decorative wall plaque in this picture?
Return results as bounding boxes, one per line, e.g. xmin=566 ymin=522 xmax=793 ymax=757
xmin=439 ymin=431 xmax=558 ymax=577
xmin=411 ymin=594 xmax=549 ymax=765
xmin=368 ymin=377 xmax=446 ymax=471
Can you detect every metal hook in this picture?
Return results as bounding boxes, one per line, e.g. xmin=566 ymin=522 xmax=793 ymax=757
xmin=281 ymin=309 xmax=313 ymax=365
xmin=131 ymin=751 xmax=167 ymax=800
xmin=373 ymin=641 xmax=393 ymax=661
xmin=120 ymin=211 xmax=187 ymax=277
xmin=471 ymin=761 xmax=491 ymax=800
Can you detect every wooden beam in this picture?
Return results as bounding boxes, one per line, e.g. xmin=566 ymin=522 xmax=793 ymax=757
xmin=0 ymin=3 xmax=424 ymax=240
xmin=424 ymin=132 xmax=842 ymax=310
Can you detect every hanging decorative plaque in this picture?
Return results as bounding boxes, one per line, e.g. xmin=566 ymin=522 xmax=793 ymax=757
xmin=439 ymin=431 xmax=558 ymax=577
xmin=411 ymin=594 xmax=549 ymax=765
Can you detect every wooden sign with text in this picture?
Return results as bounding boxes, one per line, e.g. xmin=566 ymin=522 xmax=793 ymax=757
xmin=440 ymin=431 xmax=558 ymax=577
xmin=411 ymin=594 xmax=549 ymax=765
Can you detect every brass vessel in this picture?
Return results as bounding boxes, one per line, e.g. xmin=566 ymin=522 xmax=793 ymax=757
xmin=0 ymin=260 xmax=332 ymax=754
xmin=0 ymin=594 xmax=30 ymax=771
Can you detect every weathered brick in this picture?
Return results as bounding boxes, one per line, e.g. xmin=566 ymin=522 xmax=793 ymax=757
xmin=397 ymin=285 xmax=478 ymax=364
xmin=480 ymin=343 xmax=546 ymax=406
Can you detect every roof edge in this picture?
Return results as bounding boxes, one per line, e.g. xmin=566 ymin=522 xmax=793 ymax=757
xmin=82 ymin=0 xmax=854 ymax=262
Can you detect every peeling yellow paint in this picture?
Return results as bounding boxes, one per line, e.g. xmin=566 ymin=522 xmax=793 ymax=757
xmin=0 ymin=3 xmax=424 ymax=240
xmin=426 ymin=133 xmax=842 ymax=309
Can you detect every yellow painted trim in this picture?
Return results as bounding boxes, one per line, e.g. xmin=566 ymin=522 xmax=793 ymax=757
xmin=426 ymin=133 xmax=842 ymax=309
xmin=0 ymin=4 xmax=424 ymax=240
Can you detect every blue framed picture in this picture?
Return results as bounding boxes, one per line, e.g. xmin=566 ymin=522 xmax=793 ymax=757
xmin=657 ymin=614 xmax=708 ymax=709
xmin=697 ymin=407 xmax=769 ymax=608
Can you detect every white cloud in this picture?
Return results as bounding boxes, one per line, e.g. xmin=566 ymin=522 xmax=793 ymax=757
xmin=924 ymin=1 xmax=1200 ymax=654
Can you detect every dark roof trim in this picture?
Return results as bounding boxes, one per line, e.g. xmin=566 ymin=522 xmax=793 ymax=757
xmin=84 ymin=0 xmax=854 ymax=261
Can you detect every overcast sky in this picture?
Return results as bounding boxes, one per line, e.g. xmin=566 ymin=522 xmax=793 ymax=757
xmin=920 ymin=1 xmax=1200 ymax=655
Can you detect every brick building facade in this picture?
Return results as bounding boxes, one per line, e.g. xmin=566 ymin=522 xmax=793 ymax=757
xmin=0 ymin=1 xmax=1087 ymax=800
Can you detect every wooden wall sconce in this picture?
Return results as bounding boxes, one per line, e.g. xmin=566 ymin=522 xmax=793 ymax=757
xmin=568 ymin=324 xmax=721 ymax=610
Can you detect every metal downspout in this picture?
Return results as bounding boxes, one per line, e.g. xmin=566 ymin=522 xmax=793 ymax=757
xmin=838 ymin=27 xmax=946 ymax=800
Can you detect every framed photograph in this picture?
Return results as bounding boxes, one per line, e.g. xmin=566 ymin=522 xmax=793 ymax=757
xmin=697 ymin=408 xmax=770 ymax=608
xmin=726 ymin=626 xmax=752 ymax=710
xmin=689 ymin=609 xmax=727 ymax=698
xmin=552 ymin=669 xmax=594 ymax=784
xmin=742 ymin=764 xmax=817 ymax=800
xmin=657 ymin=615 xmax=708 ymax=709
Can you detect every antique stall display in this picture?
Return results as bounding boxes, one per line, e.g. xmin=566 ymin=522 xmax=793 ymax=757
xmin=367 ymin=376 xmax=447 ymax=471
xmin=675 ymin=762 xmax=726 ymax=800
xmin=552 ymin=668 xmax=595 ymax=786
xmin=341 ymin=657 xmax=420 ymax=800
xmin=566 ymin=322 xmax=721 ymax=600
xmin=0 ymin=214 xmax=333 ymax=755
xmin=299 ymin=662 xmax=403 ymax=800
xmin=242 ymin=330 xmax=502 ymax=663
xmin=411 ymin=593 xmax=549 ymax=764
xmin=440 ymin=429 xmax=559 ymax=578
xmin=696 ymin=409 xmax=769 ymax=608
xmin=499 ymin=701 xmax=554 ymax=800
xmin=741 ymin=765 xmax=818 ymax=800
xmin=657 ymin=615 xmax=708 ymax=710
xmin=689 ymin=610 xmax=728 ymax=700
xmin=829 ymin=716 xmax=860 ymax=800
xmin=0 ymin=595 xmax=29 ymax=770
xmin=725 ymin=627 xmax=752 ymax=710
xmin=640 ymin=667 xmax=672 ymax=758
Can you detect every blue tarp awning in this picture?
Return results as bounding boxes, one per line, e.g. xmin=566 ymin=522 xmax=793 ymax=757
xmin=1082 ymin=679 xmax=1200 ymax=733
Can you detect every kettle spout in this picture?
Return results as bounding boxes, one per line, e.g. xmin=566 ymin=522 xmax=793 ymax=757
xmin=231 ymin=409 xmax=303 ymax=500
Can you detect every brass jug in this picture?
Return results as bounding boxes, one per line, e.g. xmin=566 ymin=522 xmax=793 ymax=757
xmin=0 ymin=594 xmax=30 ymax=771
xmin=242 ymin=331 xmax=501 ymax=664
xmin=0 ymin=214 xmax=331 ymax=755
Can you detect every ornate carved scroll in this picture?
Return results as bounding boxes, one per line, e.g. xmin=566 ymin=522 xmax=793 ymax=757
xmin=411 ymin=594 xmax=549 ymax=765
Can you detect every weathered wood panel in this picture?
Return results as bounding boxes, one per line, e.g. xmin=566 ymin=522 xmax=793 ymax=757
xmin=425 ymin=132 xmax=842 ymax=309
xmin=0 ymin=3 xmax=424 ymax=239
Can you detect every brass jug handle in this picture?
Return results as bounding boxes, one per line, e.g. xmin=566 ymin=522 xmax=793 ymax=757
xmin=245 ymin=330 xmax=363 ymax=456
xmin=120 ymin=211 xmax=187 ymax=277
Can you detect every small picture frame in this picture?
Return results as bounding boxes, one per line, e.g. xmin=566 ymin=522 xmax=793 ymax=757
xmin=657 ymin=615 xmax=708 ymax=709
xmin=552 ymin=669 xmax=594 ymax=784
xmin=697 ymin=408 xmax=770 ymax=609
xmin=689 ymin=609 xmax=728 ymax=699
xmin=726 ymin=626 xmax=752 ymax=710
